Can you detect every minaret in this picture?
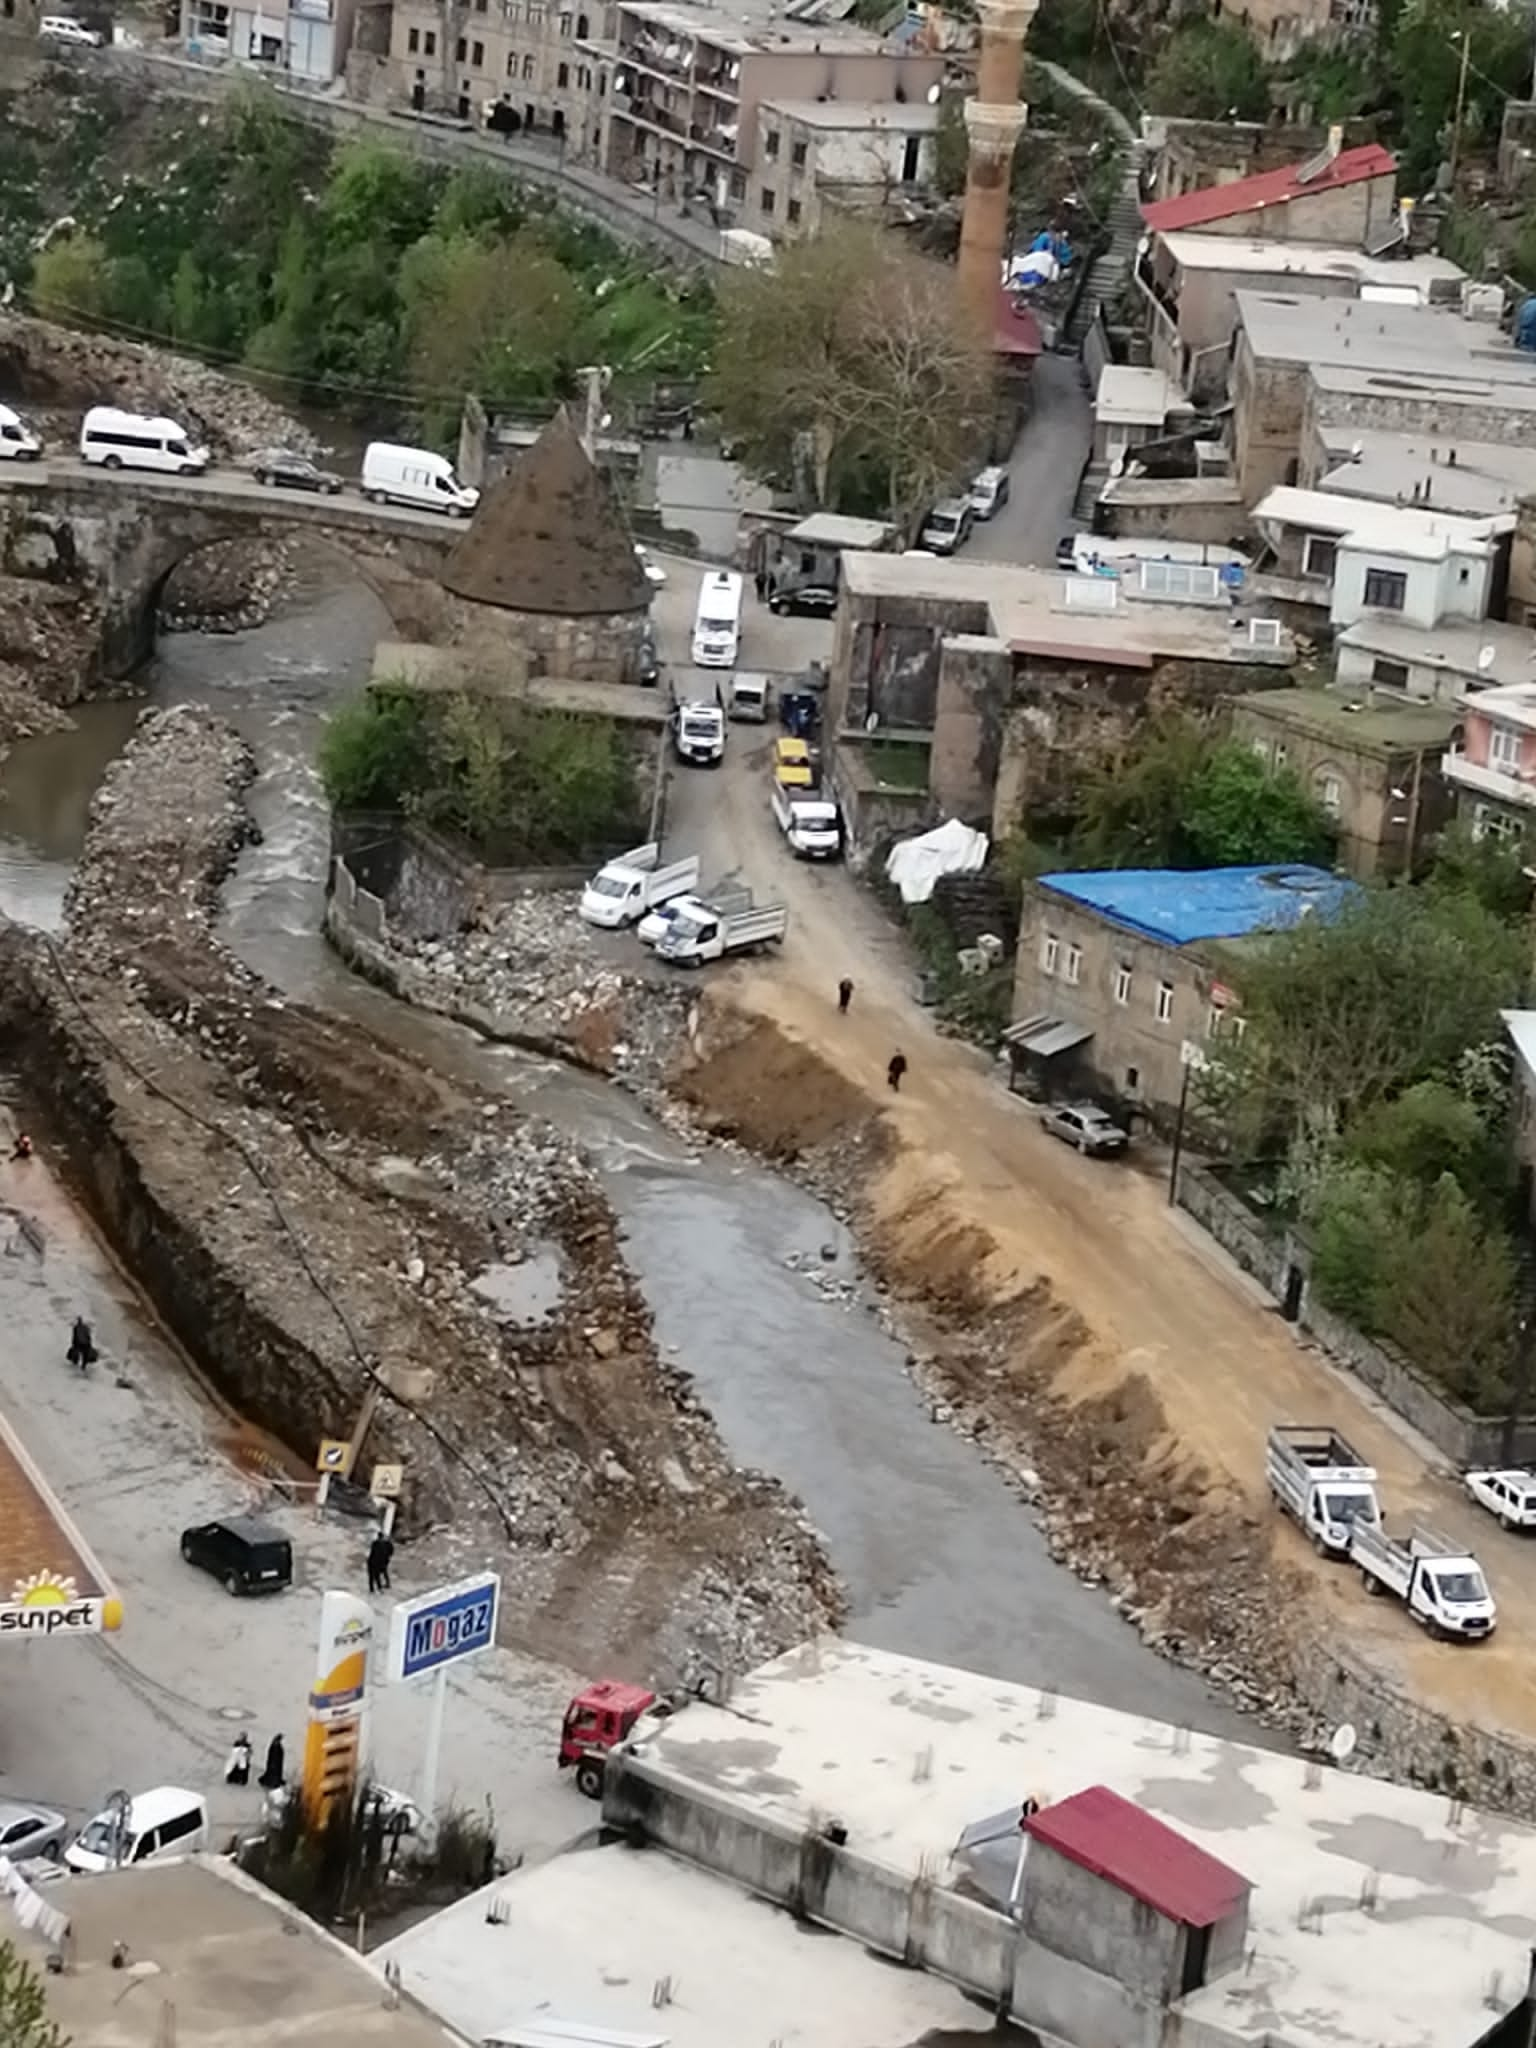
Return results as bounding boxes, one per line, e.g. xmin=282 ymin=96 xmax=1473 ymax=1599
xmin=957 ymin=0 xmax=1039 ymax=337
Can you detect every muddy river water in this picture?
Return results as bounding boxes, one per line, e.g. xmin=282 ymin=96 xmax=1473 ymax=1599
xmin=0 ymin=570 xmax=1263 ymax=1742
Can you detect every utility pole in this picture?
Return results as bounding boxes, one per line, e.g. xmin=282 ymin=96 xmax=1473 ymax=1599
xmin=1448 ymin=29 xmax=1472 ymax=194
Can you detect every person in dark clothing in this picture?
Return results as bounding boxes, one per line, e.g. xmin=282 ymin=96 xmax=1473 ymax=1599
xmin=367 ymin=1531 xmax=394 ymax=1594
xmin=258 ymin=1734 xmax=286 ymax=1790
xmin=67 ymin=1316 xmax=96 ymax=1373
xmin=837 ymin=978 xmax=854 ymax=1016
xmin=887 ymin=1052 xmax=908 ymax=1092
xmin=11 ymin=1133 xmax=32 ymax=1161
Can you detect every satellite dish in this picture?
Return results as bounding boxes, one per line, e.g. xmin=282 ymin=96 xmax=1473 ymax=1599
xmin=1329 ymin=1722 xmax=1358 ymax=1764
xmin=1478 ymin=645 xmax=1496 ymax=672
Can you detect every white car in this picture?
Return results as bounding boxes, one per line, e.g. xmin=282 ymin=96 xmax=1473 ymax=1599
xmin=1465 ymin=1468 xmax=1536 ymax=1531
xmin=40 ymin=14 xmax=104 ymax=44
xmin=969 ymin=465 xmax=1010 ymax=519
xmin=0 ymin=1799 xmax=69 ymax=1863
xmin=634 ymin=544 xmax=666 ymax=587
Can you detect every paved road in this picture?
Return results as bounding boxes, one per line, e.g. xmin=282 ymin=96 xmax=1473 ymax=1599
xmin=970 ymin=352 xmax=1094 ymax=568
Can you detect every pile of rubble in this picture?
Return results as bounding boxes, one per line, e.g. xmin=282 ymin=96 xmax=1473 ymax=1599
xmin=159 ymin=535 xmax=299 ymax=636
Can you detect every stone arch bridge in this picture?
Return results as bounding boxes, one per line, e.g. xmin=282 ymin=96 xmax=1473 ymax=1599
xmin=0 ymin=466 xmax=460 ymax=678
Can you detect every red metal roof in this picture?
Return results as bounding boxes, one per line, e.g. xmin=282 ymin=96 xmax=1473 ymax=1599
xmin=995 ymin=290 xmax=1044 ymax=359
xmin=1141 ymin=142 xmax=1396 ymax=235
xmin=1024 ymin=1786 xmax=1250 ymax=1927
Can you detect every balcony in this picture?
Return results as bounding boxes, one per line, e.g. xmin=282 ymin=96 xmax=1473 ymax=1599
xmin=618 ymin=28 xmax=692 ymax=78
xmin=615 ymin=93 xmax=688 ymax=137
xmin=1441 ymin=747 xmax=1536 ymax=808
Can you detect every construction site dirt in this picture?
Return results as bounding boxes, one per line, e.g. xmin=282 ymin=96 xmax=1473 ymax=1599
xmin=0 ymin=705 xmax=839 ymax=1687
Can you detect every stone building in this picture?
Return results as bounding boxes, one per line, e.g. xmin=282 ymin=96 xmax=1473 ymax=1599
xmin=740 ymin=98 xmax=940 ymax=242
xmin=1009 ymin=863 xmax=1351 ymax=1120
xmin=438 ymin=407 xmax=651 ymax=681
xmin=1139 ymin=137 xmax=1398 ymax=248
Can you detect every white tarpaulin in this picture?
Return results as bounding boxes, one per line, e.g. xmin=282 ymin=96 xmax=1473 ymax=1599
xmin=885 ymin=819 xmax=989 ymax=904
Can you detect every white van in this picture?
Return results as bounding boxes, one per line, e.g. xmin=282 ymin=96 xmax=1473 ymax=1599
xmin=361 ymin=442 xmax=479 ymax=518
xmin=79 ymin=406 xmax=208 ymax=475
xmin=691 ymin=570 xmax=743 ymax=668
xmin=0 ymin=404 xmax=42 ymax=461
xmin=40 ymin=15 xmax=105 ymax=44
xmin=65 ymin=1787 xmax=208 ymax=1874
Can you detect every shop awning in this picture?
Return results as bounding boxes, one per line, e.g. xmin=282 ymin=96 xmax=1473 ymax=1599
xmin=1003 ymin=1015 xmax=1094 ymax=1060
xmin=0 ymin=1408 xmax=121 ymax=1640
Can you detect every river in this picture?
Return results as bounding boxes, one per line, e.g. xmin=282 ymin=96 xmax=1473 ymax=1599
xmin=0 ymin=564 xmax=1266 ymax=1743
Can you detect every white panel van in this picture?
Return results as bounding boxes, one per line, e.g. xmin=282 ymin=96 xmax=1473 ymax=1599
xmin=361 ymin=442 xmax=479 ymax=518
xmin=65 ymin=1787 xmax=209 ymax=1874
xmin=691 ymin=570 xmax=743 ymax=668
xmin=79 ymin=407 xmax=208 ymax=475
xmin=0 ymin=404 xmax=42 ymax=461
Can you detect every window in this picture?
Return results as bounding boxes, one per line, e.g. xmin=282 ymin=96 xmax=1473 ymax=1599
xmin=506 ymin=50 xmax=516 ymax=72
xmin=1126 ymin=1066 xmax=1140 ymax=1091
xmin=1207 ymin=1006 xmax=1225 ymax=1039
xmin=557 ymin=59 xmax=568 ymax=83
xmin=1371 ymin=657 xmax=1409 ymax=689
xmin=471 ymin=38 xmax=484 ymax=63
xmin=1363 ymin=566 xmax=1407 ymax=612
xmin=522 ymin=50 xmax=535 ymax=74
xmin=791 ymin=138 xmax=807 ymax=166
xmin=559 ymin=7 xmax=571 ymax=28
xmin=1064 ymin=944 xmax=1082 ymax=986
xmin=1040 ymin=933 xmax=1059 ymax=976
xmin=1154 ymin=981 xmax=1174 ymax=1025
xmin=760 ymin=186 xmax=775 ymax=214
xmin=786 ymin=197 xmax=802 ymax=224
xmin=1247 ymin=618 xmax=1282 ymax=650
xmin=1138 ymin=560 xmax=1220 ymax=602
xmin=577 ymin=9 xmax=589 ymax=30
xmin=1302 ymin=533 xmax=1338 ymax=579
xmin=1250 ymin=737 xmax=1271 ymax=764
xmin=455 ymin=32 xmax=466 ymax=57
xmin=1272 ymin=742 xmax=1288 ymax=769
xmin=1113 ymin=964 xmax=1131 ymax=1006
xmin=407 ymin=24 xmax=419 ymax=49
xmin=1490 ymin=722 xmax=1522 ymax=774
xmin=422 ymin=27 xmax=435 ymax=51
xmin=1318 ymin=773 xmax=1342 ymax=817
xmin=159 ymin=1807 xmax=204 ymax=1849
xmin=764 ymin=128 xmax=779 ymax=158
xmin=730 ymin=167 xmax=746 ymax=198
xmin=1474 ymin=803 xmax=1521 ymax=843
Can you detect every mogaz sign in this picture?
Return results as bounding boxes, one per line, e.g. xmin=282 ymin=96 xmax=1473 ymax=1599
xmin=388 ymin=1572 xmax=500 ymax=1684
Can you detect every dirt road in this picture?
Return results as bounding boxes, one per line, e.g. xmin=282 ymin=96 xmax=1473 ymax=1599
xmin=665 ymin=719 xmax=1536 ymax=1752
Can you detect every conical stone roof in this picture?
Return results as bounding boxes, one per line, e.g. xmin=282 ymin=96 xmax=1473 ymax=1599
xmin=441 ymin=408 xmax=651 ymax=618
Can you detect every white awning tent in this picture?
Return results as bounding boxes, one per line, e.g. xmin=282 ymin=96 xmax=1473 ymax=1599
xmin=885 ymin=819 xmax=988 ymax=904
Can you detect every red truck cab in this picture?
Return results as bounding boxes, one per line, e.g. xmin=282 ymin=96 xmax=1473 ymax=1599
xmin=559 ymin=1679 xmax=658 ymax=1798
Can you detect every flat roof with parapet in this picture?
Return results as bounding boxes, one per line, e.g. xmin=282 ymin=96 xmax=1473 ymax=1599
xmin=1157 ymin=231 xmax=1462 ymax=293
xmin=1317 ymin=428 xmax=1536 ymax=520
xmin=1228 ymin=682 xmax=1459 ymax=753
xmin=1253 ymin=484 xmax=1507 ymax=559
xmin=1236 ymin=289 xmax=1536 ymax=387
xmin=1336 ymin=614 xmax=1536 ymax=690
xmin=760 ymin=96 xmax=938 ymax=129
xmin=623 ymin=1639 xmax=1536 ymax=2048
xmin=1447 ymin=677 xmax=1536 ymax=727
xmin=1096 ymin=362 xmax=1184 ymax=426
xmin=619 ymin=0 xmax=896 ymax=51
xmin=1309 ymin=359 xmax=1536 ymax=418
xmin=17 ymin=1857 xmax=465 ymax=2046
xmin=839 ymin=554 xmax=1293 ymax=666
xmin=786 ymin=511 xmax=894 ymax=549
xmin=378 ymin=1839 xmax=983 ymax=2048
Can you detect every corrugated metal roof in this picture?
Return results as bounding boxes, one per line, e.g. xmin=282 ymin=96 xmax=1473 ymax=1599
xmin=1025 ymin=1785 xmax=1250 ymax=1928
xmin=1141 ymin=143 xmax=1396 ymax=234
xmin=1002 ymin=1015 xmax=1094 ymax=1059
xmin=1038 ymin=865 xmax=1353 ymax=948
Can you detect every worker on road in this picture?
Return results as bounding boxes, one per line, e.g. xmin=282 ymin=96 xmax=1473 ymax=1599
xmin=837 ymin=977 xmax=854 ymax=1015
xmin=66 ymin=1315 xmax=96 ymax=1373
xmin=887 ymin=1052 xmax=908 ymax=1093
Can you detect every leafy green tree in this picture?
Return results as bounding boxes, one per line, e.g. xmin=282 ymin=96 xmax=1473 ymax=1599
xmin=318 ymin=690 xmax=428 ymax=811
xmin=1427 ymin=820 xmax=1534 ymax=920
xmin=1306 ymin=1160 xmax=1402 ymax=1326
xmin=398 ymin=230 xmax=585 ymax=430
xmin=0 ymin=1938 xmax=69 ymax=2048
xmin=1347 ymin=1078 xmax=1505 ymax=1202
xmin=1377 ymin=1175 xmax=1517 ymax=1407
xmin=1070 ymin=714 xmax=1208 ymax=868
xmin=1145 ymin=20 xmax=1269 ymax=121
xmin=1182 ymin=743 xmax=1335 ymax=868
xmin=1391 ymin=0 xmax=1534 ymax=187
xmin=30 ymin=232 xmax=110 ymax=324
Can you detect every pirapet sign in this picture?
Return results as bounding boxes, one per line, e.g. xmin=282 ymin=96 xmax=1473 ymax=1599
xmin=0 ymin=1572 xmax=122 ymax=1637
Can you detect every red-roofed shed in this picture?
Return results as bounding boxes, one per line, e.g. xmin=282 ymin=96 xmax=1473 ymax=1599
xmin=1141 ymin=142 xmax=1397 ymax=238
xmin=1024 ymin=1785 xmax=1250 ymax=1926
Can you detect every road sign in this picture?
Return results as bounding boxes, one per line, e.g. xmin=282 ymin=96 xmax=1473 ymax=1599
xmin=316 ymin=1439 xmax=353 ymax=1476
xmin=369 ymin=1462 xmax=404 ymax=1501
xmin=388 ymin=1571 xmax=501 ymax=1686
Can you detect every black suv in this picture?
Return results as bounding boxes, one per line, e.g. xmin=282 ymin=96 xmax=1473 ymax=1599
xmin=179 ymin=1516 xmax=293 ymax=1597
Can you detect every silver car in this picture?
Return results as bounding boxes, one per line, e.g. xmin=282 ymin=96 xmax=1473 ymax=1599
xmin=0 ymin=1798 xmax=69 ymax=1863
xmin=1040 ymin=1102 xmax=1129 ymax=1157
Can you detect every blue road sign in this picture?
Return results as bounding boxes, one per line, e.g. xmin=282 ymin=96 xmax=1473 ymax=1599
xmin=390 ymin=1572 xmax=500 ymax=1684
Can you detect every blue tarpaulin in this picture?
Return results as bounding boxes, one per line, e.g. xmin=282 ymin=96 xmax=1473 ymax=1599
xmin=1038 ymin=865 xmax=1354 ymax=947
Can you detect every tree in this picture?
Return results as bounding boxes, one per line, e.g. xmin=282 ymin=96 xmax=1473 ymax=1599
xmin=0 ymin=1938 xmax=69 ymax=2048
xmin=1378 ymin=1175 xmax=1517 ymax=1408
xmin=1427 ymin=820 xmax=1534 ymax=920
xmin=398 ymin=230 xmax=586 ymax=432
xmin=1070 ymin=713 xmax=1209 ymax=868
xmin=1390 ymin=0 xmax=1534 ymax=188
xmin=30 ymin=232 xmax=110 ymax=324
xmin=1232 ymin=885 xmax=1527 ymax=1142
xmin=708 ymin=222 xmax=993 ymax=526
xmin=1145 ymin=21 xmax=1269 ymax=121
xmin=1181 ymin=743 xmax=1335 ymax=868
xmin=318 ymin=690 xmax=427 ymax=811
xmin=1347 ymin=1078 xmax=1502 ymax=1199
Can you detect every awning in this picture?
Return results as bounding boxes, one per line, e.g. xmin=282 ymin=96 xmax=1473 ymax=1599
xmin=1003 ymin=1015 xmax=1093 ymax=1060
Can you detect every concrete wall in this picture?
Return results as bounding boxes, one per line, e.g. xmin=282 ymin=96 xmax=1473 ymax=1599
xmin=832 ymin=589 xmax=990 ymax=733
xmin=930 ymin=636 xmax=1011 ymax=820
xmin=1231 ymin=333 xmax=1307 ymax=506
xmin=446 ymin=590 xmax=648 ymax=684
xmin=1098 ymin=482 xmax=1248 ymax=548
xmin=1333 ymin=636 xmax=1470 ymax=704
xmin=1307 ymin=376 xmax=1536 ymax=461
xmin=1180 ymin=172 xmax=1395 ymax=245
xmin=1330 ymin=537 xmax=1492 ymax=630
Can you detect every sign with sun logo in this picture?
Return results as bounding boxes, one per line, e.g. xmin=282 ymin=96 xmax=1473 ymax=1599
xmin=0 ymin=1569 xmax=121 ymax=1637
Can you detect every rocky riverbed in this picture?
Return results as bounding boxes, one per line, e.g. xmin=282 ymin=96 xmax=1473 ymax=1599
xmin=2 ymin=707 xmax=840 ymax=1684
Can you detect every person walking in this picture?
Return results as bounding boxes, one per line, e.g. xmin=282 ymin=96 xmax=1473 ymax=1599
xmin=837 ymin=977 xmax=854 ymax=1016
xmin=258 ymin=1734 xmax=286 ymax=1791
xmin=366 ymin=1530 xmax=394 ymax=1594
xmin=887 ymin=1052 xmax=908 ymax=1093
xmin=224 ymin=1733 xmax=252 ymax=1787
xmin=66 ymin=1315 xmax=96 ymax=1374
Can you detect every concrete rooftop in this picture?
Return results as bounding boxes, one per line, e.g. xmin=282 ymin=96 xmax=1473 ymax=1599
xmin=621 ymin=0 xmax=895 ymax=52
xmin=378 ymin=1840 xmax=982 ymax=2047
xmin=1308 ymin=358 xmax=1536 ymax=420
xmin=1096 ymin=362 xmax=1184 ymax=426
xmin=13 ymin=1857 xmax=465 ymax=2047
xmin=760 ymin=96 xmax=938 ymax=128
xmin=1318 ymin=428 xmax=1536 ymax=520
xmin=1228 ymin=683 xmax=1457 ymax=752
xmin=1238 ymin=290 xmax=1536 ymax=390
xmin=1253 ymin=484 xmax=1505 ymax=560
xmin=625 ymin=1639 xmax=1536 ymax=2048
xmin=1159 ymin=232 xmax=1462 ymax=294
xmin=1336 ymin=615 xmax=1536 ymax=691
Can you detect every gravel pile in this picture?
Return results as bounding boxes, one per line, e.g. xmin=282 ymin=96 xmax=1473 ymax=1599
xmin=160 ymin=535 xmax=299 ymax=635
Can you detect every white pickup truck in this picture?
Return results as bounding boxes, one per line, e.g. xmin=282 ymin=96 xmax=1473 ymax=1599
xmin=636 ymin=885 xmax=753 ymax=949
xmin=1266 ymin=1425 xmax=1381 ymax=1559
xmin=656 ymin=904 xmax=788 ymax=966
xmin=771 ymin=782 xmax=840 ymax=860
xmin=1350 ymin=1522 xmax=1497 ymax=1639
xmin=579 ymin=844 xmax=700 ymax=928
xmin=1464 ymin=1467 xmax=1536 ymax=1531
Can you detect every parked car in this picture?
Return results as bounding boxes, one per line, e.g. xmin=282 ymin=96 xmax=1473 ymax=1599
xmin=1055 ymin=533 xmax=1081 ymax=570
xmin=40 ymin=14 xmax=104 ymax=43
xmin=969 ymin=466 xmax=1011 ymax=519
xmin=65 ymin=1788 xmax=208 ymax=1874
xmin=634 ymin=544 xmax=666 ymax=587
xmin=637 ymin=624 xmax=661 ymax=688
xmin=919 ymin=498 xmax=974 ymax=555
xmin=250 ymin=448 xmax=343 ymax=494
xmin=179 ymin=1515 xmax=293 ymax=1597
xmin=769 ymin=583 xmax=838 ymax=618
xmin=779 ymin=689 xmax=820 ymax=739
xmin=0 ymin=1798 xmax=68 ymax=1863
xmin=1039 ymin=1102 xmax=1129 ymax=1156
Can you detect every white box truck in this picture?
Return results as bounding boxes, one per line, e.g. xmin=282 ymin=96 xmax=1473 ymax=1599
xmin=691 ymin=571 xmax=743 ymax=668
xmin=771 ymin=783 xmax=840 ymax=860
xmin=1350 ymin=1522 xmax=1496 ymax=1638
xmin=656 ymin=903 xmax=788 ymax=966
xmin=579 ymin=844 xmax=700 ymax=928
xmin=361 ymin=442 xmax=479 ymax=517
xmin=1266 ymin=1425 xmax=1380 ymax=1559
